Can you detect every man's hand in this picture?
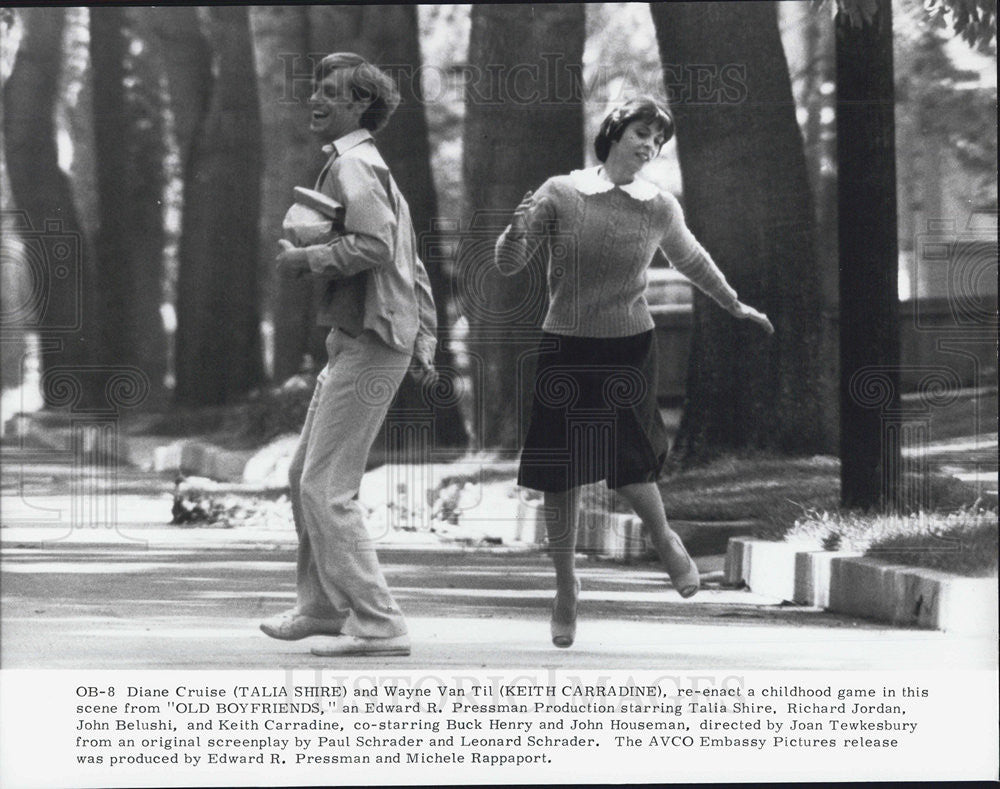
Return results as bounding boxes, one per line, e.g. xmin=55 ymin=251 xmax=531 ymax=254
xmin=408 ymin=355 xmax=439 ymax=388
xmin=731 ymin=301 xmax=775 ymax=334
xmin=276 ymin=239 xmax=310 ymax=279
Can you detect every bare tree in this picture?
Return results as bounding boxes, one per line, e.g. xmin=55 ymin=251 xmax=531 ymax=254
xmin=146 ymin=8 xmax=210 ymax=173
xmin=462 ymin=3 xmax=586 ymax=449
xmin=122 ymin=8 xmax=170 ymax=401
xmin=250 ymin=6 xmax=320 ymax=383
xmin=3 ymin=8 xmax=96 ymax=403
xmin=166 ymin=7 xmax=265 ymax=406
xmin=89 ymin=8 xmax=130 ymax=367
xmin=836 ymin=0 xmax=901 ymax=509
xmin=650 ymin=2 xmax=833 ymax=464
xmin=89 ymin=8 xmax=168 ymax=400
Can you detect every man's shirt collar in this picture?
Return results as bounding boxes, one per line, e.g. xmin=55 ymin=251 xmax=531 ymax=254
xmin=321 ymin=128 xmax=373 ymax=158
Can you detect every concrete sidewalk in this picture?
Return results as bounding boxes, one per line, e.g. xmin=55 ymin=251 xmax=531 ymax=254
xmin=3 ymin=540 xmax=995 ymax=671
xmin=3 ymin=409 xmax=996 ymax=649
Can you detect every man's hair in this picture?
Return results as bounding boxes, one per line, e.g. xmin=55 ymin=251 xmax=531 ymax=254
xmin=593 ymin=98 xmax=675 ymax=163
xmin=313 ymin=52 xmax=401 ymax=134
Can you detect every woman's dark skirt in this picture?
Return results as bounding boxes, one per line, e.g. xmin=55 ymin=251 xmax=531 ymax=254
xmin=517 ymin=330 xmax=669 ymax=493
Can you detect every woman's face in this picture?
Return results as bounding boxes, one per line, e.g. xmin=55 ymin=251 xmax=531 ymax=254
xmin=607 ymin=119 xmax=666 ymax=174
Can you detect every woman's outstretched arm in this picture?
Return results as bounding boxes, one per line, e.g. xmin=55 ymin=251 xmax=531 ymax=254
xmin=494 ymin=187 xmax=554 ymax=275
xmin=659 ymin=192 xmax=773 ymax=334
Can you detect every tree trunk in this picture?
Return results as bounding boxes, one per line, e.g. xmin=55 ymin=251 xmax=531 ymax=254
xmin=3 ymin=7 xmax=97 ymax=405
xmin=145 ymin=6 xmax=210 ymax=398
xmin=783 ymin=2 xmax=841 ymax=451
xmin=836 ymin=0 xmax=901 ymax=509
xmin=462 ymin=3 xmax=585 ymax=450
xmin=1 ymin=15 xmax=24 ymax=392
xmin=121 ymin=8 xmax=169 ymax=402
xmin=89 ymin=8 xmax=131 ymax=368
xmin=650 ymin=2 xmax=832 ymax=464
xmin=172 ymin=6 xmax=265 ymax=406
xmin=310 ymin=5 xmax=468 ymax=449
xmin=249 ymin=6 xmax=320 ymax=383
xmin=800 ymin=9 xmax=840 ymax=389
xmin=146 ymin=8 xmax=210 ymax=175
xmin=63 ymin=8 xmax=98 ymax=242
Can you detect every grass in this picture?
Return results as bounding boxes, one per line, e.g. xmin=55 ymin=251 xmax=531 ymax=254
xmin=655 ymin=454 xmax=839 ymax=527
xmin=906 ymin=386 xmax=997 ymax=441
xmin=133 ymin=382 xmax=997 ymax=575
xmin=644 ymin=452 xmax=989 ymax=525
xmin=786 ymin=505 xmax=998 ymax=577
xmin=575 ymin=389 xmax=998 ymax=527
xmin=589 ymin=450 xmax=996 ymax=576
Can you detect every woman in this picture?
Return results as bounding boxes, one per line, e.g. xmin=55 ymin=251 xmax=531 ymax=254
xmin=495 ymin=98 xmax=774 ymax=648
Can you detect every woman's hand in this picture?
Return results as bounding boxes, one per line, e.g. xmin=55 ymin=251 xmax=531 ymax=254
xmin=276 ymin=239 xmax=309 ymax=279
xmin=731 ymin=301 xmax=775 ymax=334
xmin=509 ymin=190 xmax=534 ymax=239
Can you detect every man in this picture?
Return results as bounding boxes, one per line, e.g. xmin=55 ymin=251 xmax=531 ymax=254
xmin=260 ymin=53 xmax=437 ymax=657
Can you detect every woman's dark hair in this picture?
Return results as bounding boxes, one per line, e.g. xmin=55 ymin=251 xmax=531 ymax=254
xmin=593 ymin=98 xmax=674 ymax=163
xmin=313 ymin=52 xmax=401 ymax=134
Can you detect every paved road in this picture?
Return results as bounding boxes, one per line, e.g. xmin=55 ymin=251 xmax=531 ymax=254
xmin=2 ymin=447 xmax=995 ymax=672
xmin=3 ymin=536 xmax=994 ymax=671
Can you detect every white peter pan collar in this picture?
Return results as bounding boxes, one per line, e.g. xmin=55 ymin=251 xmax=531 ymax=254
xmin=568 ymin=166 xmax=660 ymax=202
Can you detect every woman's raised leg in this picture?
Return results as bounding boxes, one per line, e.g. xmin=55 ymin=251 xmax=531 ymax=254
xmin=616 ymin=481 xmax=700 ymax=597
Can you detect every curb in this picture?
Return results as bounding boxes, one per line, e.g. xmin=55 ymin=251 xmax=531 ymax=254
xmin=515 ymin=499 xmax=646 ymax=561
xmin=517 ymin=498 xmax=756 ymax=561
xmin=794 ymin=549 xmax=864 ymax=608
xmin=724 ymin=538 xmax=799 ymax=601
xmin=829 ymin=557 xmax=999 ymax=635
xmin=2 ymin=415 xmax=261 ymax=485
xmin=725 ymin=537 xmax=998 ymax=636
xmin=151 ymin=440 xmax=255 ymax=482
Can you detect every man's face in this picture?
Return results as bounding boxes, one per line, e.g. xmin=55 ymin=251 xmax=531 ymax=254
xmin=309 ymin=69 xmax=365 ymax=140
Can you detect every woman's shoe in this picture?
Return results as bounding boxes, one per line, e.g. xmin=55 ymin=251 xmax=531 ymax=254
xmin=663 ymin=534 xmax=700 ymax=598
xmin=550 ymin=578 xmax=581 ymax=648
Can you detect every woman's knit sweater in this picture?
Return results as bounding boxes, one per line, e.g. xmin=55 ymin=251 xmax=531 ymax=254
xmin=495 ymin=166 xmax=739 ymax=338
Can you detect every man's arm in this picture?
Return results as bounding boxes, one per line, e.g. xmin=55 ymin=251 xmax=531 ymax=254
xmin=412 ymin=257 xmax=438 ymax=371
xmin=279 ymin=156 xmax=397 ymax=279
